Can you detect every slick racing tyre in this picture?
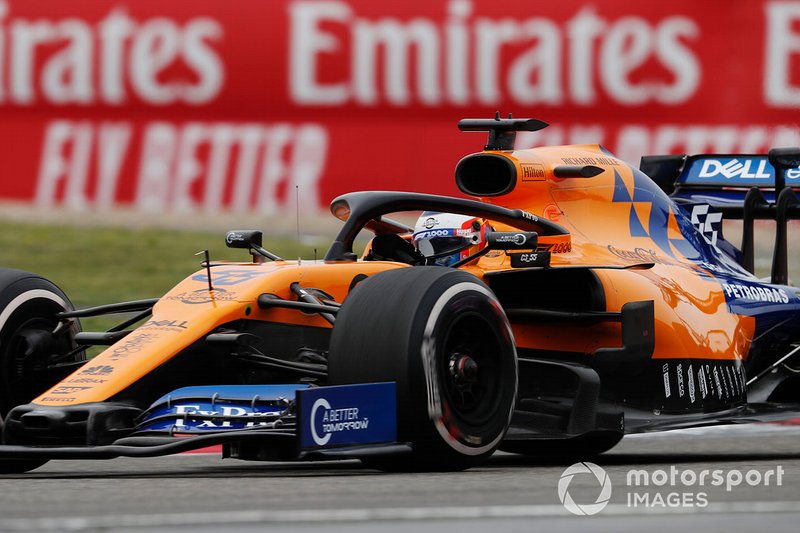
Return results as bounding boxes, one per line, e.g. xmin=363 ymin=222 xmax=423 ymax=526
xmin=328 ymin=267 xmax=518 ymax=471
xmin=0 ymin=269 xmax=85 ymax=474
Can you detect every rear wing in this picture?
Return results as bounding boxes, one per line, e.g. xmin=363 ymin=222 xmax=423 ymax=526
xmin=640 ymin=148 xmax=800 ymax=283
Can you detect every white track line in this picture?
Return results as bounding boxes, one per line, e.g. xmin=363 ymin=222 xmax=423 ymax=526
xmin=0 ymin=501 xmax=797 ymax=531
xmin=623 ymin=424 xmax=800 ymax=439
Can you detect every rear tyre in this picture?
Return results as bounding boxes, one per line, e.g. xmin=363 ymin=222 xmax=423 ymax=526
xmin=328 ymin=267 xmax=517 ymax=471
xmin=0 ymin=269 xmax=85 ymax=474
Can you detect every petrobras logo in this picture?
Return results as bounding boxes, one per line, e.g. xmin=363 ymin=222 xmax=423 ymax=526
xmin=716 ymin=276 xmax=796 ymax=317
xmin=722 ymin=282 xmax=790 ymax=304
xmin=683 ymin=156 xmax=800 ymax=186
xmin=310 ymin=398 xmax=370 ymax=446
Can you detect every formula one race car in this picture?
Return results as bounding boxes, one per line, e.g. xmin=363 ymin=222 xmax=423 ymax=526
xmin=2 ymin=115 xmax=800 ymax=473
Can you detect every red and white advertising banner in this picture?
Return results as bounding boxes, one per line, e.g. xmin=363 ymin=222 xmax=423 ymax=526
xmin=0 ymin=0 xmax=799 ymax=214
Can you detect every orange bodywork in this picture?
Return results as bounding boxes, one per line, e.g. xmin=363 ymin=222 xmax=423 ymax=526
xmin=35 ymin=143 xmax=755 ymax=407
xmin=36 ymin=262 xmax=406 ymax=406
xmin=475 ymin=145 xmax=754 ymax=362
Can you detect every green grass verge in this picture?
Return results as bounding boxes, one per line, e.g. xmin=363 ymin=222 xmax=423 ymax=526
xmin=1 ymin=220 xmax=796 ymax=332
xmin=0 ymin=221 xmax=323 ymax=333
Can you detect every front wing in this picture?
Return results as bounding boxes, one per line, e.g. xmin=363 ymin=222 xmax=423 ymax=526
xmin=0 ymin=382 xmax=406 ymax=461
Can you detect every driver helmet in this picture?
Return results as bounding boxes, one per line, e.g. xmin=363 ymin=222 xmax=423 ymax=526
xmin=412 ymin=212 xmax=489 ymax=266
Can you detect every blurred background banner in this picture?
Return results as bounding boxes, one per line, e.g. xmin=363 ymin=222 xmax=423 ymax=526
xmin=0 ymin=0 xmax=798 ymax=215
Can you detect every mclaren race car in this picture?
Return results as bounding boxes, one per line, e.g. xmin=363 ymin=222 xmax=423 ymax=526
xmin=1 ymin=115 xmax=800 ymax=473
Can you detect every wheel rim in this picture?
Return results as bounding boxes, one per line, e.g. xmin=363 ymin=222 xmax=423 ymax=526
xmin=439 ymin=311 xmax=505 ymax=427
xmin=1 ymin=300 xmax=73 ymax=409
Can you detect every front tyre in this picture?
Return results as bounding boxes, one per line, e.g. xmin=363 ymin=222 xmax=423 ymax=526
xmin=0 ymin=269 xmax=85 ymax=474
xmin=328 ymin=267 xmax=517 ymax=471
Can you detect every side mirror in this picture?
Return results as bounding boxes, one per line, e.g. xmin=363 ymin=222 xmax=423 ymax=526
xmin=225 ymin=230 xmax=263 ymax=250
xmin=486 ymin=231 xmax=538 ymax=250
xmin=225 ymin=230 xmax=283 ymax=263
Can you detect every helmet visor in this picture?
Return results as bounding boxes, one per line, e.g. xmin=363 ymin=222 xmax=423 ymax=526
xmin=416 ymin=236 xmax=471 ymax=259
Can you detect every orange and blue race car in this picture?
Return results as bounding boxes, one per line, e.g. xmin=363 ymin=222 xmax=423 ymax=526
xmin=1 ymin=115 xmax=800 ymax=473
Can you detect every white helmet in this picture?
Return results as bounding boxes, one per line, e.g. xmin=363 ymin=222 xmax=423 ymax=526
xmin=412 ymin=212 xmax=489 ymax=266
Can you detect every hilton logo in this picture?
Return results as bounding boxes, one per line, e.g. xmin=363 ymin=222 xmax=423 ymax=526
xmin=521 ymin=163 xmax=545 ymax=181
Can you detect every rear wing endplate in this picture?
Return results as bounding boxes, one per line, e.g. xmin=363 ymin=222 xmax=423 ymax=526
xmin=640 ymin=148 xmax=800 ymax=283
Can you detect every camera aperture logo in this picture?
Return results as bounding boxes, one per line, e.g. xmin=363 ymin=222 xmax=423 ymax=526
xmin=558 ymin=463 xmax=785 ymax=514
xmin=558 ymin=462 xmax=612 ymax=516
